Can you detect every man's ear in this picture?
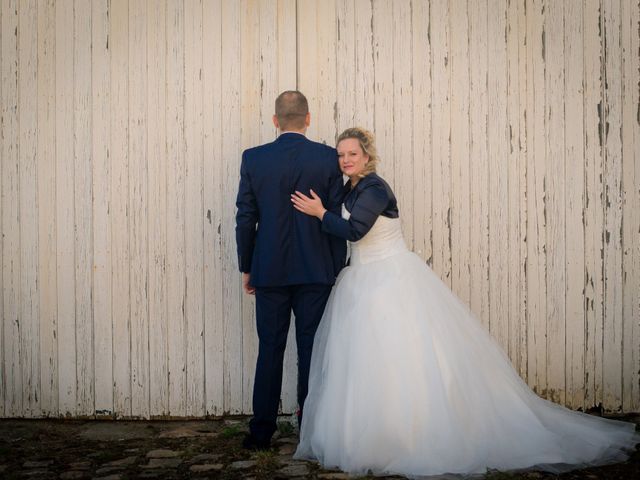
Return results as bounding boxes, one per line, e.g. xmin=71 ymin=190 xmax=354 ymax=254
xmin=272 ymin=115 xmax=280 ymax=129
xmin=305 ymin=112 xmax=310 ymax=128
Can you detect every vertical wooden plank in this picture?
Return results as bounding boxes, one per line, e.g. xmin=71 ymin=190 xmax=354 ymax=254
xmin=2 ymin=0 xmax=21 ymax=417
xmin=222 ymin=0 xmax=242 ymax=414
xmin=297 ymin=0 xmax=318 ymax=139
xmin=239 ymin=0 xmax=259 ymax=415
xmin=37 ymin=0 xmax=58 ymax=417
xmin=544 ymin=0 xmax=566 ymax=405
xmin=564 ymin=0 xmax=586 ymax=410
xmin=73 ymin=0 xmax=94 ymax=417
xmin=147 ymin=0 xmax=168 ymax=417
xmin=184 ymin=0 xmax=205 ymax=418
xmin=18 ymin=0 xmax=39 ymax=417
xmin=0 ymin=0 xmax=4 ymax=415
xmin=583 ymin=0 xmax=604 ymax=409
xmin=166 ymin=0 xmax=186 ymax=416
xmin=259 ymin=0 xmax=278 ymax=144
xmin=129 ymin=0 xmax=149 ymax=418
xmin=412 ymin=0 xmax=432 ymax=265
xmin=393 ymin=0 xmax=413 ymax=250
xmin=602 ymin=0 xmax=624 ymax=412
xmin=487 ymin=0 xmax=509 ymax=353
xmin=353 ymin=0 xmax=374 ymax=128
xmin=449 ymin=0 xmax=470 ymax=305
xmin=110 ymin=0 xmax=131 ymax=417
xmin=621 ymin=0 xmax=640 ymax=413
xmin=525 ymin=0 xmax=547 ymax=395
xmin=469 ymin=0 xmax=489 ymax=329
xmin=203 ymin=0 xmax=224 ymax=416
xmin=277 ymin=0 xmax=296 ymax=91
xmin=92 ymin=0 xmax=112 ymax=417
xmin=430 ymin=0 xmax=451 ymax=287
xmin=336 ymin=0 xmax=355 ymax=131
xmin=316 ymin=0 xmax=337 ymax=145
xmin=506 ymin=0 xmax=524 ymax=376
xmin=56 ymin=0 xmax=77 ymax=417
xmin=516 ymin=0 xmax=529 ymax=381
xmin=278 ymin=0 xmax=299 ymax=415
xmin=0 ymin=0 xmax=3 ymax=417
xmin=372 ymin=0 xmax=394 ymax=187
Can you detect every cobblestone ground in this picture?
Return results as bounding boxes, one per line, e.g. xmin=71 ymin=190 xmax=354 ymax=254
xmin=0 ymin=415 xmax=638 ymax=480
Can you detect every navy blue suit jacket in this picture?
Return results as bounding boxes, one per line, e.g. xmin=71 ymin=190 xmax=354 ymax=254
xmin=236 ymin=133 xmax=347 ymax=287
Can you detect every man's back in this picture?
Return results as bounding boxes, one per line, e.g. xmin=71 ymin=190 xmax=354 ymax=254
xmin=236 ymin=132 xmax=346 ymax=287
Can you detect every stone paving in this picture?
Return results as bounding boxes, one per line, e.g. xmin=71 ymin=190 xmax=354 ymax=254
xmin=0 ymin=415 xmax=638 ymax=479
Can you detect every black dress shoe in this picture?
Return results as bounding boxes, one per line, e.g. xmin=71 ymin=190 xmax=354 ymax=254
xmin=242 ymin=434 xmax=271 ymax=451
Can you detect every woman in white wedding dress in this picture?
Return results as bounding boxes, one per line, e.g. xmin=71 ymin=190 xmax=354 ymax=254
xmin=289 ymin=127 xmax=639 ymax=478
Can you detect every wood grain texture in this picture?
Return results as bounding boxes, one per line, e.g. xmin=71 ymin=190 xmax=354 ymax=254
xmin=372 ymin=0 xmax=395 ymax=188
xmin=393 ymin=0 xmax=413 ymax=251
xmin=166 ymin=0 xmax=187 ymax=416
xmin=55 ymin=0 xmax=77 ymax=417
xmin=0 ymin=0 xmax=639 ymax=417
xmin=18 ymin=0 xmax=39 ymax=417
xmin=488 ymin=0 xmax=509 ymax=352
xmin=73 ymin=0 xmax=94 ymax=417
xmin=221 ymin=0 xmax=242 ymax=414
xmin=37 ymin=0 xmax=58 ymax=417
xmin=583 ymin=0 xmax=605 ymax=409
xmin=240 ymin=0 xmax=259 ymax=415
xmin=411 ymin=0 xmax=432 ymax=266
xmin=620 ymin=0 xmax=640 ymax=414
xmin=449 ymin=0 xmax=470 ymax=306
xmin=2 ymin=0 xmax=21 ymax=417
xmin=110 ymin=0 xmax=132 ymax=418
xmin=602 ymin=0 xmax=624 ymax=412
xmin=564 ymin=0 xmax=586 ymax=410
xmin=544 ymin=0 xmax=566 ymax=405
xmin=147 ymin=0 xmax=168 ymax=417
xmin=469 ymin=0 xmax=490 ymax=329
xmin=525 ymin=0 xmax=548 ymax=396
xmin=203 ymin=0 xmax=224 ymax=417
xmin=184 ymin=0 xmax=205 ymax=418
xmin=91 ymin=0 xmax=112 ymax=418
xmin=430 ymin=0 xmax=452 ymax=287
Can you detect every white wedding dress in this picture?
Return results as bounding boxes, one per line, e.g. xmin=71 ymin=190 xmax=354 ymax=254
xmin=294 ymin=209 xmax=639 ymax=478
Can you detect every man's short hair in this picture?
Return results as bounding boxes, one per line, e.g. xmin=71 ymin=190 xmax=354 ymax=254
xmin=275 ymin=91 xmax=308 ymax=130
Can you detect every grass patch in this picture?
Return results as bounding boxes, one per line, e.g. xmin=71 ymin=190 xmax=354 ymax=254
xmin=219 ymin=424 xmax=245 ymax=439
xmin=483 ymin=470 xmax=523 ymax=479
xmin=254 ymin=449 xmax=278 ymax=470
xmin=277 ymin=421 xmax=294 ymax=436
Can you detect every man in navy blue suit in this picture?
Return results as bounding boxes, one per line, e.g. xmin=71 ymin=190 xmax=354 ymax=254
xmin=236 ymin=91 xmax=346 ymax=450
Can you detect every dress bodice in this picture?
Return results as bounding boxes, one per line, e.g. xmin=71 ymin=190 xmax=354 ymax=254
xmin=342 ymin=205 xmax=407 ymax=265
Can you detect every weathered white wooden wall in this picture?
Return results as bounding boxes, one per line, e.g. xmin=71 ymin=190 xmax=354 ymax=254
xmin=0 ymin=0 xmax=638 ymax=418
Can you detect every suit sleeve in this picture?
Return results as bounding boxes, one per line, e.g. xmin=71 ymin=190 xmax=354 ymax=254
xmin=235 ymin=152 xmax=258 ymax=273
xmin=326 ymin=164 xmax=347 ymax=276
xmin=321 ymin=181 xmax=388 ymax=242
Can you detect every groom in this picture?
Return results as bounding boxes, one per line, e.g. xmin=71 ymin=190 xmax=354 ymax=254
xmin=235 ymin=91 xmax=346 ymax=450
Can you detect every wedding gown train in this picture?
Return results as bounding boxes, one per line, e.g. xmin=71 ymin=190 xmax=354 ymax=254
xmin=294 ymin=210 xmax=639 ymax=478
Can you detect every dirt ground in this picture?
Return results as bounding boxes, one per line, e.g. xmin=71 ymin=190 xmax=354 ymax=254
xmin=0 ymin=414 xmax=638 ymax=479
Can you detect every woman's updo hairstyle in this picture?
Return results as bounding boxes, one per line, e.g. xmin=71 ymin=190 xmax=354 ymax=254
xmin=336 ymin=127 xmax=379 ymax=178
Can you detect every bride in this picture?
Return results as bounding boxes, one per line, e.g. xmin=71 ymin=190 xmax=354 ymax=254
xmin=289 ymin=127 xmax=639 ymax=478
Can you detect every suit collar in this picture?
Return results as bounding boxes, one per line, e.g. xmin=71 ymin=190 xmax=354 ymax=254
xmin=276 ymin=131 xmax=308 ymax=143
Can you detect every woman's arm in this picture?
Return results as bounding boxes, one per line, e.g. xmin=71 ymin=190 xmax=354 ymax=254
xmin=291 ymin=182 xmax=389 ymax=241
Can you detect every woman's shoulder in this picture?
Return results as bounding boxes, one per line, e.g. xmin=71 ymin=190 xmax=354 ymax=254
xmin=355 ymin=173 xmax=396 ymax=199
xmin=355 ymin=172 xmax=389 ymax=191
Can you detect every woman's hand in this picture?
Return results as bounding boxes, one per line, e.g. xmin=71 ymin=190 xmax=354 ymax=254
xmin=291 ymin=189 xmax=327 ymax=220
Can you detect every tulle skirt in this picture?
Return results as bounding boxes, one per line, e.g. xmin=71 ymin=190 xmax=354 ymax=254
xmin=294 ymin=250 xmax=639 ymax=478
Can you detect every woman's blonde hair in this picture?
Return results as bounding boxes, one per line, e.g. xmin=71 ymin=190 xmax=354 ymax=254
xmin=336 ymin=127 xmax=379 ymax=178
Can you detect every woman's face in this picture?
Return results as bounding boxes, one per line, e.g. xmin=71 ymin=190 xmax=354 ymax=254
xmin=337 ymin=138 xmax=369 ymax=178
